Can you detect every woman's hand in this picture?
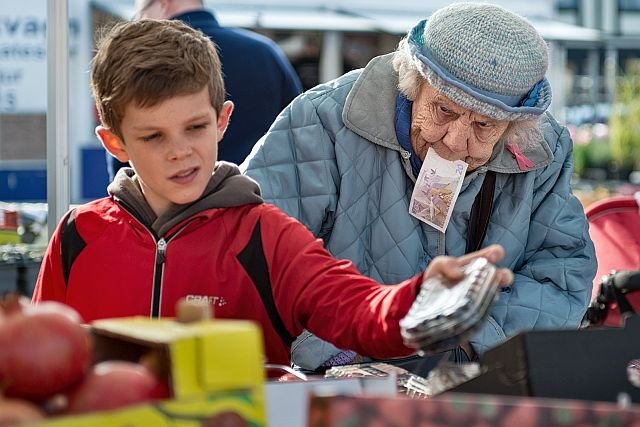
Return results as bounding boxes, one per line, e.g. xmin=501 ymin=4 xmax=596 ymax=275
xmin=423 ymin=244 xmax=514 ymax=287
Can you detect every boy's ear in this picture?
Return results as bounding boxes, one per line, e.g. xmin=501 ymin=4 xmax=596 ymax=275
xmin=95 ymin=126 xmax=129 ymax=163
xmin=216 ymin=101 xmax=234 ymax=143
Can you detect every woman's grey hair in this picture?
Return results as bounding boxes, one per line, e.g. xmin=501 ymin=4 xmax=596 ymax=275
xmin=392 ymin=38 xmax=422 ymax=102
xmin=392 ymin=38 xmax=542 ymax=152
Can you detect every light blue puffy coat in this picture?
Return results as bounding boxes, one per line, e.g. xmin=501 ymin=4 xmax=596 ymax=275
xmin=242 ymin=53 xmax=596 ymax=369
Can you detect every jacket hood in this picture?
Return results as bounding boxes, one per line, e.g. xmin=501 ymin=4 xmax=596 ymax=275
xmin=343 ymin=53 xmax=553 ymax=175
xmin=108 ymin=161 xmax=263 ymax=236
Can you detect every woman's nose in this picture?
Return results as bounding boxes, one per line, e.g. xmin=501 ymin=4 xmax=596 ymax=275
xmin=442 ymin=119 xmax=472 ymax=153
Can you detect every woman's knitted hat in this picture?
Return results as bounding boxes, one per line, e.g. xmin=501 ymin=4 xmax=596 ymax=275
xmin=405 ymin=2 xmax=552 ymax=121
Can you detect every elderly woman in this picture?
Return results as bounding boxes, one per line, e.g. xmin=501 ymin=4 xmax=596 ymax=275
xmin=242 ymin=2 xmax=596 ymax=372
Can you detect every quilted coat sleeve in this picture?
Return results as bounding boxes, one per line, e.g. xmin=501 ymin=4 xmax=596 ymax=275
xmin=241 ymin=91 xmax=340 ymax=239
xmin=470 ymin=123 xmax=597 ymax=353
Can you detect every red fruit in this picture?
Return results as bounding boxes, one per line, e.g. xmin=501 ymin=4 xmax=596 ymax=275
xmin=0 ymin=302 xmax=92 ymax=401
xmin=0 ymin=397 xmax=46 ymax=425
xmin=21 ymin=300 xmax=84 ymax=323
xmin=67 ymin=361 xmax=170 ymax=414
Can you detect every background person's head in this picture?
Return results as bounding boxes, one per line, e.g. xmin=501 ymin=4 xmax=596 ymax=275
xmin=91 ymin=19 xmax=232 ymax=216
xmin=392 ymin=2 xmax=552 ymax=171
xmin=134 ymin=0 xmax=204 ymax=20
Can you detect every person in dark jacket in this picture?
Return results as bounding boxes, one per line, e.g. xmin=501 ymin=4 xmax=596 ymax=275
xmin=35 ymin=20 xmax=512 ymax=368
xmin=107 ymin=0 xmax=302 ymax=180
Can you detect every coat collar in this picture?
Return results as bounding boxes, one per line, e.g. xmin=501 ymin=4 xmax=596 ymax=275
xmin=342 ymin=54 xmax=400 ymax=151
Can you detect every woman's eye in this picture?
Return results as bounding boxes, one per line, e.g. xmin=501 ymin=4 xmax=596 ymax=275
xmin=439 ymin=105 xmax=453 ymax=115
xmin=475 ymin=121 xmax=494 ymax=129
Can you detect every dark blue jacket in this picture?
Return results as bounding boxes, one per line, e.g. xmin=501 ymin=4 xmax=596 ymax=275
xmin=178 ymin=10 xmax=302 ymax=163
xmin=108 ymin=10 xmax=302 ymax=178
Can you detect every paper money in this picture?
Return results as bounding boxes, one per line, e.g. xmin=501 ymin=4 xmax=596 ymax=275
xmin=409 ymin=148 xmax=468 ymax=232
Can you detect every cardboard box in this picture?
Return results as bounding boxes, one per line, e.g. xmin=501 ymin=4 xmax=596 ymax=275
xmin=33 ymin=317 xmax=266 ymax=426
xmin=266 ymin=370 xmax=397 ymax=426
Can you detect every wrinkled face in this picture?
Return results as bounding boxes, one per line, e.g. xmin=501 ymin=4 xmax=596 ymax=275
xmin=104 ymin=87 xmax=232 ymax=217
xmin=410 ymin=83 xmax=510 ymax=171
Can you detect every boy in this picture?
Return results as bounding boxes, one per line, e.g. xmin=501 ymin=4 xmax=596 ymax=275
xmin=32 ymin=20 xmax=512 ymax=366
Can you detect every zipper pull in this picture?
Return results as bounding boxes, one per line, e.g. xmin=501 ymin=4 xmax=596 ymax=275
xmin=157 ymin=238 xmax=167 ymax=264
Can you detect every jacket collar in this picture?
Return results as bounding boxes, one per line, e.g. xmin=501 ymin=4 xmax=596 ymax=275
xmin=171 ymin=10 xmax=221 ymax=31
xmin=342 ymin=53 xmax=553 ymax=174
xmin=108 ymin=162 xmax=262 ymax=237
xmin=342 ymin=54 xmax=400 ymax=151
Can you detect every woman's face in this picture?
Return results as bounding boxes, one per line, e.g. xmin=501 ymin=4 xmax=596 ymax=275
xmin=410 ymin=83 xmax=510 ymax=171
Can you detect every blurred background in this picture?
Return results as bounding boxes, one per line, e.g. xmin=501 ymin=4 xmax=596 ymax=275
xmin=1 ymin=0 xmax=640 ymax=293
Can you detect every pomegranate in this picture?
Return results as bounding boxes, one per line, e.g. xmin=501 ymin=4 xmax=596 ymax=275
xmin=21 ymin=300 xmax=84 ymax=323
xmin=0 ymin=397 xmax=46 ymax=426
xmin=0 ymin=301 xmax=92 ymax=401
xmin=67 ymin=361 xmax=170 ymax=414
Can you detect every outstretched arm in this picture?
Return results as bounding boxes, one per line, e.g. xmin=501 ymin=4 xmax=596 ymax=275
xmin=260 ymin=205 xmax=512 ymax=360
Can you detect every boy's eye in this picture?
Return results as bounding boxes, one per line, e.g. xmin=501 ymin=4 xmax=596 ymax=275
xmin=188 ymin=123 xmax=208 ymax=131
xmin=141 ymin=132 xmax=160 ymax=142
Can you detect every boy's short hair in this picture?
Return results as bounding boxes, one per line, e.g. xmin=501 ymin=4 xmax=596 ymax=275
xmin=91 ymin=19 xmax=225 ymax=139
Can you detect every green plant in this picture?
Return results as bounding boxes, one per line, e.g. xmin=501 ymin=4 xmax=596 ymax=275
xmin=572 ymin=143 xmax=588 ymax=177
xmin=587 ymin=140 xmax=613 ymax=169
xmin=572 ymin=141 xmax=612 ymax=178
xmin=609 ymin=61 xmax=640 ymax=171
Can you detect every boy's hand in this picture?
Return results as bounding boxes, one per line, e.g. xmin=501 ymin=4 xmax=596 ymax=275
xmin=423 ymin=244 xmax=514 ymax=287
xmin=400 ymin=244 xmax=514 ymax=356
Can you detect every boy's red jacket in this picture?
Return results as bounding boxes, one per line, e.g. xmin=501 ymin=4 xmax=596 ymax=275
xmin=33 ymin=163 xmax=420 ymax=365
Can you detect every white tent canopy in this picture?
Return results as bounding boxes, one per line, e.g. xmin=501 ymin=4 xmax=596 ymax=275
xmin=92 ymin=0 xmax=602 ymax=41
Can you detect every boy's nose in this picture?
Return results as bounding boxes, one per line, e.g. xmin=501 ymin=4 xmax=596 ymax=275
xmin=168 ymin=139 xmax=193 ymax=160
xmin=442 ymin=119 xmax=471 ymax=154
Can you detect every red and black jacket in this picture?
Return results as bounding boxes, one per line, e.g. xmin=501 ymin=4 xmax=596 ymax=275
xmin=33 ymin=164 xmax=420 ymax=365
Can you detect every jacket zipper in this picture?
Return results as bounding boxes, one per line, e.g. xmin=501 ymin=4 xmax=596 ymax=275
xmin=399 ymin=150 xmax=417 ymax=183
xmin=115 ymin=203 xmax=194 ymax=318
xmin=150 ymin=226 xmax=192 ymax=318
xmin=151 ymin=238 xmax=167 ymax=318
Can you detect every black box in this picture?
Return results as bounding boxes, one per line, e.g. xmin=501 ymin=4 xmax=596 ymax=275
xmin=452 ymin=316 xmax=640 ymax=402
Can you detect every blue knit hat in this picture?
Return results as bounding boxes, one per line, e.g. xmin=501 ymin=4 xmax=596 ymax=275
xmin=406 ymin=2 xmax=552 ymax=121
